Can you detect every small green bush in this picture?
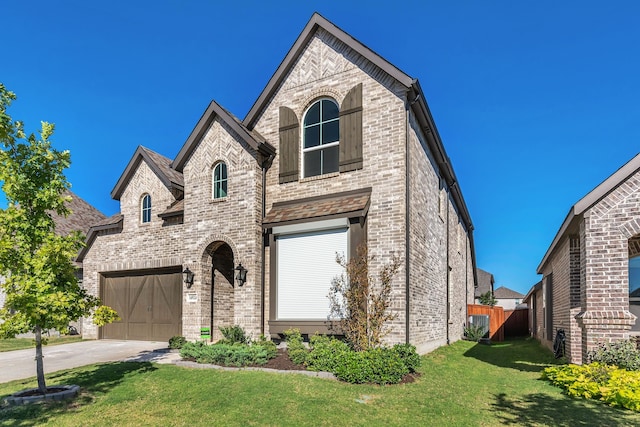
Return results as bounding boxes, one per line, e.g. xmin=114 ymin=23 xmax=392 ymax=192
xmin=283 ymin=328 xmax=308 ymax=365
xmin=587 ymin=340 xmax=640 ymax=371
xmin=542 ymin=363 xmax=640 ymax=411
xmin=392 ymin=343 xmax=421 ymax=373
xmin=305 ymin=335 xmax=351 ymax=372
xmin=179 ymin=341 xmax=275 ymax=367
xmin=253 ymin=335 xmax=277 ymax=360
xmin=218 ymin=325 xmax=251 ymax=345
xmin=179 ymin=340 xmax=208 ymax=360
xmin=333 ymin=347 xmax=409 ymax=385
xmin=168 ymin=336 xmax=186 ymax=349
xmin=464 ymin=324 xmax=487 ymax=342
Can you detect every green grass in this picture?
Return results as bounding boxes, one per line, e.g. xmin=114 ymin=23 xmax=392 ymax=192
xmin=1 ymin=338 xmax=638 ymax=426
xmin=0 ymin=336 xmax=83 ymax=352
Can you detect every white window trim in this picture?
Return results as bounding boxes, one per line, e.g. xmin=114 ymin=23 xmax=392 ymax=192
xmin=301 ymin=98 xmax=339 ymax=178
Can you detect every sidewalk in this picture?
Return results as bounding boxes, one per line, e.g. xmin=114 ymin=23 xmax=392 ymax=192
xmin=0 ymin=340 xmax=181 ymax=384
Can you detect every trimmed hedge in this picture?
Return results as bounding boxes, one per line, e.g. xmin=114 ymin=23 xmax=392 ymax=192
xmin=305 ymin=335 xmax=351 ymax=372
xmin=333 ymin=347 xmax=409 ymax=385
xmin=179 ymin=341 xmax=275 ymax=367
xmin=305 ymin=336 xmax=420 ymax=384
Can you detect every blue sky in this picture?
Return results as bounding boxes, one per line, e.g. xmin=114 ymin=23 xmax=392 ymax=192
xmin=3 ymin=1 xmax=640 ymax=295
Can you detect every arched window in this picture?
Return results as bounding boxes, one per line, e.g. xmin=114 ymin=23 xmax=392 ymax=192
xmin=141 ymin=194 xmax=151 ymax=223
xmin=303 ymin=99 xmax=339 ymax=178
xmin=213 ymin=162 xmax=228 ymax=199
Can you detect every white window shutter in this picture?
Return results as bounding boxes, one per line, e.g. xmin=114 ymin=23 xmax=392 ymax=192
xmin=277 ymin=228 xmax=348 ymax=319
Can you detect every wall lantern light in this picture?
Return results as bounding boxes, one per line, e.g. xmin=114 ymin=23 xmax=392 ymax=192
xmin=235 ymin=263 xmax=248 ymax=287
xmin=183 ymin=267 xmax=195 ymax=288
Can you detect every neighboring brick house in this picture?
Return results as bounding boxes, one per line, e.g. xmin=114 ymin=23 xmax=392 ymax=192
xmin=493 ymin=286 xmax=524 ymax=310
xmin=78 ymin=13 xmax=477 ymax=353
xmin=530 ymin=153 xmax=640 ymax=363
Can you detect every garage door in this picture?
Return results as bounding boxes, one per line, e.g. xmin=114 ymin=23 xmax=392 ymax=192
xmin=101 ymin=271 xmax=182 ymax=341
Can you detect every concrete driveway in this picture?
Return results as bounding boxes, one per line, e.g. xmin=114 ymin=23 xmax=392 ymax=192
xmin=0 ymin=340 xmax=179 ymax=384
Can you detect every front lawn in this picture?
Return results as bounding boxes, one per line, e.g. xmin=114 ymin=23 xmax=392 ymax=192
xmin=1 ymin=338 xmax=638 ymax=426
xmin=0 ymin=336 xmax=83 ymax=352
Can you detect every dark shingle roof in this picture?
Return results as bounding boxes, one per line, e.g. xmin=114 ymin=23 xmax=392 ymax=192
xmin=159 ymin=199 xmax=184 ymax=218
xmin=263 ymin=188 xmax=370 ymax=227
xmin=111 ymin=146 xmax=184 ymax=200
xmin=50 ymin=190 xmax=106 ymax=236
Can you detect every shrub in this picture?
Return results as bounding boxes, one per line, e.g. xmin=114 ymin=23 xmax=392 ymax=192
xmin=587 ymin=339 xmax=640 ymax=371
xmin=253 ymin=335 xmax=277 ymax=360
xmin=392 ymin=343 xmax=421 ymax=373
xmin=179 ymin=340 xmax=208 ymax=360
xmin=179 ymin=341 xmax=274 ymax=367
xmin=305 ymin=335 xmax=351 ymax=372
xmin=283 ymin=328 xmax=308 ymax=365
xmin=218 ymin=325 xmax=251 ymax=345
xmin=333 ymin=347 xmax=409 ymax=385
xmin=168 ymin=335 xmax=186 ymax=349
xmin=542 ymin=363 xmax=640 ymax=411
xmin=464 ymin=324 xmax=487 ymax=342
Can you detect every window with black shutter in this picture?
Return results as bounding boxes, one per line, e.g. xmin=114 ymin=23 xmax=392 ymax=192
xmin=279 ymin=106 xmax=300 ymax=183
xmin=339 ymin=83 xmax=363 ymax=172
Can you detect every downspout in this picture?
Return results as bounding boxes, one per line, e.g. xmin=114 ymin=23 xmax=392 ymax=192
xmin=446 ymin=184 xmax=451 ymax=345
xmin=405 ymin=94 xmax=414 ymax=344
xmin=260 ymin=154 xmax=274 ymax=336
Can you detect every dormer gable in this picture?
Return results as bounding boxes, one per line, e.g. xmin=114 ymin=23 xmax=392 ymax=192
xmin=172 ymin=99 xmax=275 ymax=172
xmin=111 ymin=146 xmax=184 ymax=201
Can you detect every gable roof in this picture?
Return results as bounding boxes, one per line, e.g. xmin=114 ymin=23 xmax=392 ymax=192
xmin=111 ymin=146 xmax=184 ymax=200
xmin=493 ymin=286 xmax=524 ymax=299
xmin=538 ymin=152 xmax=640 ymax=273
xmin=76 ymin=214 xmax=124 ymax=263
xmin=51 ymin=190 xmax=106 ymax=236
xmin=244 ymin=12 xmax=413 ymax=129
xmin=243 ymin=12 xmax=476 ymax=285
xmin=172 ymin=99 xmax=276 ymax=172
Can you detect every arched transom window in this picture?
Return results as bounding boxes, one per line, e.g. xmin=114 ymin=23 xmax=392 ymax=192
xmin=213 ymin=162 xmax=228 ymax=199
xmin=303 ymin=99 xmax=339 ymax=178
xmin=141 ymin=194 xmax=151 ymax=223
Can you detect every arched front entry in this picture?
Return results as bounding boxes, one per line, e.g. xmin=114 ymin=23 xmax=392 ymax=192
xmin=205 ymin=241 xmax=235 ymax=341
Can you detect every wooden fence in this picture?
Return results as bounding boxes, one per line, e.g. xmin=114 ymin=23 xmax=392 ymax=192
xmin=468 ymin=304 xmax=504 ymax=341
xmin=467 ymin=305 xmax=530 ymax=341
xmin=504 ymin=308 xmax=529 ymax=337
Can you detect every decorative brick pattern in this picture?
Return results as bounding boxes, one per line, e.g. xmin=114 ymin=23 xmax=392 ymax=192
xmin=81 ymin=20 xmax=474 ymax=353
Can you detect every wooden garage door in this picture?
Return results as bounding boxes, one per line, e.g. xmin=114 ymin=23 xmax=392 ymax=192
xmin=101 ymin=271 xmax=182 ymax=341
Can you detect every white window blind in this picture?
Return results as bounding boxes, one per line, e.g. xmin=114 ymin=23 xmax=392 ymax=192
xmin=277 ymin=227 xmax=347 ymax=319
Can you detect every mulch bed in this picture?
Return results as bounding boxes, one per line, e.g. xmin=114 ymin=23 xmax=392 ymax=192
xmin=184 ymin=348 xmax=420 ymax=384
xmin=251 ymin=349 xmax=307 ymax=371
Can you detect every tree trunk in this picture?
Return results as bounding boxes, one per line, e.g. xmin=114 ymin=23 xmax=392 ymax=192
xmin=35 ymin=325 xmax=47 ymax=394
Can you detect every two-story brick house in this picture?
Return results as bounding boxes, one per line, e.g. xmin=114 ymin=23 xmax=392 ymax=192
xmin=78 ymin=13 xmax=476 ymax=353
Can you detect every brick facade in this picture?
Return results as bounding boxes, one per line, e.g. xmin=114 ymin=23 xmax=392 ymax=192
xmin=80 ymin=13 xmax=476 ymax=352
xmin=533 ymin=155 xmax=640 ymax=363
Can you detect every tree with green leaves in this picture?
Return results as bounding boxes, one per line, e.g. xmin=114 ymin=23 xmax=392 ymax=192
xmin=478 ymin=290 xmax=497 ymax=307
xmin=0 ymin=83 xmax=118 ymax=394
